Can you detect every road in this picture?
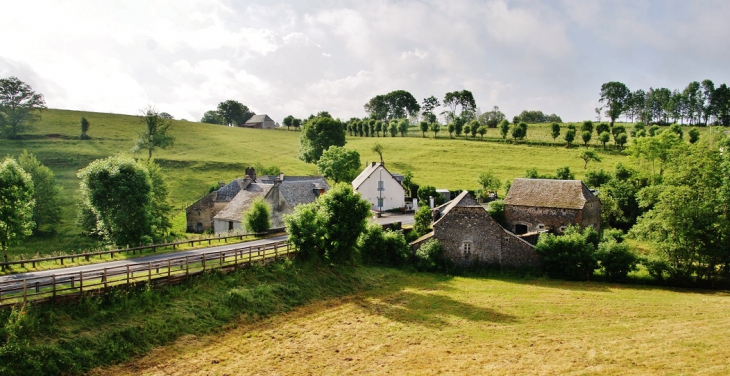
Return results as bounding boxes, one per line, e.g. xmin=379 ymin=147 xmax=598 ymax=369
xmin=0 ymin=214 xmax=414 ymax=285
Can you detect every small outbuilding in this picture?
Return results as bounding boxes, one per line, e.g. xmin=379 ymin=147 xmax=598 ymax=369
xmin=241 ymin=114 xmax=276 ymax=129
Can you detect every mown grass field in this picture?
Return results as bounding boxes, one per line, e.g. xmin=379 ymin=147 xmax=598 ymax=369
xmin=1 ymin=109 xmax=706 ymax=257
xmin=96 ymin=267 xmax=730 ymax=376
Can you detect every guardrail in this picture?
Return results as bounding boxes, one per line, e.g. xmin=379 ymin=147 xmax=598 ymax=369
xmin=0 ymin=240 xmax=293 ymax=307
xmin=0 ymin=227 xmax=286 ymax=270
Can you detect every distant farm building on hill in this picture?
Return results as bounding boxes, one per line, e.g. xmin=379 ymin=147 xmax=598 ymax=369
xmin=504 ymin=178 xmax=601 ymax=235
xmin=241 ymin=114 xmax=277 ymax=129
xmin=352 ymin=162 xmax=405 ymax=212
xmin=186 ymin=168 xmax=328 ymax=234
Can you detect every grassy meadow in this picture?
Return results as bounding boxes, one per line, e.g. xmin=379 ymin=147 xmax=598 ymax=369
xmin=1 ymin=109 xmax=706 ymax=258
xmin=94 ymin=265 xmax=730 ymax=376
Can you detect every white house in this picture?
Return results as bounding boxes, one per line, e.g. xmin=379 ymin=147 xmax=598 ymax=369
xmin=352 ymin=162 xmax=405 ymax=212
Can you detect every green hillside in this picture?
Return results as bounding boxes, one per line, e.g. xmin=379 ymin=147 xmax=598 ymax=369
xmin=1 ymin=109 xmax=631 ymax=257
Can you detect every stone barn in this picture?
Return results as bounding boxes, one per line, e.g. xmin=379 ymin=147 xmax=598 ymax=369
xmin=411 ymin=191 xmax=541 ymax=269
xmin=504 ymin=178 xmax=600 ymax=235
xmin=241 ymin=114 xmax=276 ymax=129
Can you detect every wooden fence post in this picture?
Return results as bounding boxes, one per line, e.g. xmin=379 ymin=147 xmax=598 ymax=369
xmin=248 ymin=247 xmax=252 ymax=265
xmin=275 ymin=243 xmax=278 ymax=261
xmin=234 ymin=249 xmax=238 ymax=268
xmin=52 ymin=275 xmax=56 ymax=299
xmin=103 ymin=268 xmax=108 ymax=289
xmin=202 ymin=254 xmax=206 ymax=271
xmin=126 ymin=265 xmax=130 ymax=285
xmin=79 ymin=271 xmax=83 ymax=293
xmin=167 ymin=259 xmax=171 ymax=281
xmin=23 ymin=279 xmax=27 ymax=303
xmin=148 ymin=262 xmax=152 ymax=283
xmin=185 ymin=256 xmax=189 ymax=278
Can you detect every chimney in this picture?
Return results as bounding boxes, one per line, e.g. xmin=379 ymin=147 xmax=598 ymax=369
xmin=279 ymin=172 xmax=284 ymax=181
xmin=245 ymin=167 xmax=257 ymax=182
xmin=371 ymin=161 xmax=376 ymax=167
xmin=218 ymin=181 xmax=225 ymax=189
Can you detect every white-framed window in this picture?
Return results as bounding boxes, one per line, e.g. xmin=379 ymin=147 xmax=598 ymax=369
xmin=462 ymin=242 xmax=472 ymax=257
xmin=559 ymin=226 xmax=567 ymax=232
xmin=537 ymin=223 xmax=545 ymax=230
xmin=377 ymin=180 xmax=384 ymax=191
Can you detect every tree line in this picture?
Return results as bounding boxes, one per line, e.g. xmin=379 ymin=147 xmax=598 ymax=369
xmin=598 ymin=80 xmax=730 ymax=127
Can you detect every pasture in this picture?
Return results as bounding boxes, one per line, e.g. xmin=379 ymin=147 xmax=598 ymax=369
xmin=96 ymin=267 xmax=730 ymax=376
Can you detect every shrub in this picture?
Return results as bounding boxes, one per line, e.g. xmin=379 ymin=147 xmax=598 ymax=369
xmin=243 ymin=197 xmax=271 ymax=234
xmin=486 ymin=200 xmax=506 ymax=227
xmin=412 ymin=205 xmax=432 ymax=237
xmin=596 ymin=241 xmax=638 ymax=282
xmin=358 ymin=222 xmax=409 ymax=266
xmin=535 ymin=226 xmax=598 ymax=280
xmin=415 ymin=239 xmax=453 ymax=272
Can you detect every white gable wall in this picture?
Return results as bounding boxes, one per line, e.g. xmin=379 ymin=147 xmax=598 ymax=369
xmin=354 ymin=165 xmax=405 ymax=211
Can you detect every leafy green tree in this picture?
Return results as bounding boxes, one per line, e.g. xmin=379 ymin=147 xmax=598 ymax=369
xmin=596 ymin=241 xmax=638 ymax=282
xmin=415 ymin=239 xmax=453 ymax=272
xmin=431 ymin=122 xmax=440 ymax=138
xmin=499 ymin=119 xmax=510 ymax=140
xmin=688 ymin=127 xmax=700 ymax=144
xmin=463 ymin=124 xmax=471 ymax=138
xmin=477 ymin=171 xmax=501 ymax=194
xmin=477 ymin=125 xmax=487 ymax=139
xmin=364 ymin=90 xmax=421 ymax=120
xmin=358 ymin=222 xmax=409 ymax=266
xmin=417 ymin=185 xmax=445 ymax=206
xmin=421 ymin=95 xmax=440 ymax=117
xmin=388 ymin=121 xmax=398 ymax=137
xmin=292 ymin=117 xmax=302 ymax=131
xmin=413 ymin=205 xmax=433 ymax=237
xmin=469 ymin=120 xmax=479 ymax=137
xmin=0 ymin=158 xmax=35 ymax=263
xmin=79 ymin=117 xmax=90 ymax=139
xmin=669 ymin=124 xmax=683 ymax=139
xmin=535 ymin=226 xmax=598 ymax=281
xmin=648 ymin=125 xmax=660 ymax=137
xmin=599 ymin=81 xmax=630 ymax=129
xmin=317 ymin=146 xmax=361 ymax=183
xmin=419 ymin=121 xmax=429 ymax=137
xmin=564 ymin=128 xmax=576 ymax=147
xmin=447 ymin=123 xmax=455 ymax=138
xmin=200 ymin=110 xmax=223 ymax=124
xmin=282 ymin=115 xmax=295 ymax=130
xmin=318 ymin=184 xmax=372 ymax=263
xmin=581 ymin=131 xmax=592 ymax=146
xmin=375 ymin=120 xmax=382 ymax=137
xmin=243 ymin=197 xmax=271 ymax=234
xmin=599 ymin=131 xmax=610 ymax=149
xmin=398 ymin=119 xmax=409 ymax=136
xmin=284 ymin=202 xmax=325 ymax=262
xmin=615 ymin=133 xmax=628 ymax=150
xmin=584 ymin=169 xmax=611 ymax=188
xmin=217 ymin=100 xmax=254 ymax=126
xmin=486 ymin=200 xmax=506 ymax=226
xmin=78 ymin=157 xmax=159 ymax=246
xmin=443 ymin=90 xmax=477 ymax=120
xmin=299 ymin=116 xmax=346 ymax=163
xmin=17 ymin=151 xmax=61 ymax=234
xmin=511 ymin=122 xmax=528 ymax=143
xmin=579 ymin=149 xmax=602 ymax=169
xmin=132 ymin=107 xmax=175 ymax=159
xmin=595 ymin=122 xmax=610 ymax=136
xmin=0 ymin=76 xmax=46 ymax=139
xmin=479 ymin=105 xmax=506 ymax=128
xmin=371 ymin=143 xmax=384 ymax=163
xmin=550 ymin=122 xmax=561 ymax=141
xmin=139 ymin=159 xmax=173 ymax=236
xmin=454 ymin=116 xmax=465 ymax=137
xmin=555 ymin=166 xmax=575 ymax=180
xmin=581 ymin=120 xmax=594 ymax=134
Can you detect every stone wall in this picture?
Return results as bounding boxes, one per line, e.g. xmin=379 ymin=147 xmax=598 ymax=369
xmin=431 ymin=206 xmax=542 ymax=269
xmin=580 ymin=200 xmax=601 ymax=233
xmin=505 ymin=205 xmax=582 ymax=234
xmin=186 ymin=192 xmax=217 ymax=233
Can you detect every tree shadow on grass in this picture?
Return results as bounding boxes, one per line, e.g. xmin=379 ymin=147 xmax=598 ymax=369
xmin=353 ymin=275 xmax=518 ymax=329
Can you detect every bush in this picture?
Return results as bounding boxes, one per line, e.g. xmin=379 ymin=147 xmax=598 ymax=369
xmin=358 ymin=222 xmax=409 ymax=266
xmin=486 ymin=200 xmax=506 ymax=227
xmin=596 ymin=241 xmax=638 ymax=282
xmin=243 ymin=197 xmax=271 ymax=234
xmin=535 ymin=226 xmax=598 ymax=281
xmin=412 ymin=205 xmax=432 ymax=237
xmin=601 ymin=228 xmax=625 ymax=243
xmin=415 ymin=239 xmax=453 ymax=272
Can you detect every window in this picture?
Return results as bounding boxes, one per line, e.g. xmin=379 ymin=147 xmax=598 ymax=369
xmin=377 ymin=180 xmax=384 ymax=191
xmin=514 ymin=224 xmax=528 ymax=235
xmin=462 ymin=242 xmax=472 ymax=257
xmin=537 ymin=223 xmax=545 ymax=230
xmin=559 ymin=226 xmax=567 ymax=232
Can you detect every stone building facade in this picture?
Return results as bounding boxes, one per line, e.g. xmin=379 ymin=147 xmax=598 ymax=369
xmin=504 ymin=179 xmax=600 ymax=235
xmin=411 ymin=191 xmax=541 ymax=269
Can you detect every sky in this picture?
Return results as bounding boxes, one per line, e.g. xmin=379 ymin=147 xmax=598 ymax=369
xmin=1 ymin=0 xmax=729 ymax=123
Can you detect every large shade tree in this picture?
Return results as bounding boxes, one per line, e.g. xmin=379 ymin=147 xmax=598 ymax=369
xmin=364 ymin=90 xmax=421 ymax=120
xmin=0 ymin=76 xmax=46 ymax=138
xmin=17 ymin=151 xmax=61 ymax=234
xmin=217 ymin=100 xmax=254 ymax=126
xmin=0 ymin=158 xmax=35 ymax=264
xmin=599 ymin=81 xmax=630 ymax=129
xmin=317 ymin=146 xmax=361 ymax=183
xmin=299 ymin=116 xmax=346 ymax=163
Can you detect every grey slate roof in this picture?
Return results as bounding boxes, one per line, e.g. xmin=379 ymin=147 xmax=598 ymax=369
xmin=434 ymin=191 xmax=479 ymax=224
xmin=215 ymin=179 xmax=248 ymax=202
xmin=504 ymin=178 xmax=598 ymax=210
xmin=213 ymin=183 xmax=272 ymax=221
xmin=279 ymin=179 xmax=329 ymax=206
xmin=244 ymin=114 xmax=273 ymax=124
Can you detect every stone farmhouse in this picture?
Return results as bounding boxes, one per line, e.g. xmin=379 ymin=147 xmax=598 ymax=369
xmin=352 ymin=162 xmax=405 ymax=212
xmin=241 ymin=114 xmax=277 ymax=129
xmin=411 ymin=191 xmax=541 ymax=269
xmin=504 ymin=178 xmax=601 ymax=235
xmin=186 ymin=168 xmax=329 ymax=234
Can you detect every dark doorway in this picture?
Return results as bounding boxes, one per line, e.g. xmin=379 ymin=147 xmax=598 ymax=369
xmin=514 ymin=224 xmax=528 ymax=235
xmin=195 ymin=222 xmax=203 ymax=233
